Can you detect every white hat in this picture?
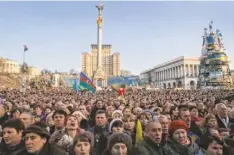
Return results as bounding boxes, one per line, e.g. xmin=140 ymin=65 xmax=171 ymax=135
xmin=108 ymin=119 xmax=123 ymax=132
xmin=112 ymin=110 xmax=123 ymax=118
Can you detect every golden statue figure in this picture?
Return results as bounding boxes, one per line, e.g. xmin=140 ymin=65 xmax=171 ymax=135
xmin=96 ymin=17 xmax=103 ymax=26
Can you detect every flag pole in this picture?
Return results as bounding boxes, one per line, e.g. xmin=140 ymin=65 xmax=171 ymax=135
xmin=23 ymin=49 xmax=25 ymax=65
xmin=22 ymin=45 xmax=27 ymax=94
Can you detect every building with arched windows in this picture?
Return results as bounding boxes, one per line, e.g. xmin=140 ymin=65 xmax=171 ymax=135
xmin=140 ymin=56 xmax=200 ymax=89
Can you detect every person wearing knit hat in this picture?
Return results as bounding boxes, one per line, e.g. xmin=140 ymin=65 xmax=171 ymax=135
xmin=109 ymin=119 xmax=124 ymax=133
xmin=21 ymin=123 xmax=67 ymax=155
xmin=143 ymin=109 xmax=154 ymax=120
xmin=169 ymin=120 xmax=188 ymax=137
xmin=102 ymin=132 xmax=132 ymax=155
xmin=163 ymin=120 xmax=199 ymax=155
xmin=112 ymin=110 xmax=123 ymax=119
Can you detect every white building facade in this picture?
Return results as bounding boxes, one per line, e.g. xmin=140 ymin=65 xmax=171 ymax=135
xmin=140 ymin=56 xmax=200 ymax=89
xmin=1 ymin=59 xmax=20 ymax=73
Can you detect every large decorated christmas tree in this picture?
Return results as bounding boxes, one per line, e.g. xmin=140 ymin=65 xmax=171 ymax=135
xmin=198 ymin=21 xmax=233 ymax=88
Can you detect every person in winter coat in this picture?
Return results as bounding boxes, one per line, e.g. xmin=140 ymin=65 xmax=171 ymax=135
xmin=99 ymin=119 xmax=131 ymax=155
xmin=134 ymin=119 xmax=165 ymax=155
xmin=178 ymin=106 xmax=201 ymax=144
xmin=163 ymin=120 xmax=199 ymax=155
xmin=88 ymin=100 xmax=106 ymax=127
xmin=102 ymin=132 xmax=132 ymax=155
xmin=19 ymin=123 xmax=67 ymax=155
xmin=88 ymin=110 xmax=109 ymax=155
xmin=50 ymin=115 xmax=85 ymax=153
xmin=0 ymin=119 xmax=26 ymax=155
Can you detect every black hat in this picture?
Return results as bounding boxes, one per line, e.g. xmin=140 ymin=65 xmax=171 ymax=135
xmin=23 ymin=124 xmax=50 ymax=139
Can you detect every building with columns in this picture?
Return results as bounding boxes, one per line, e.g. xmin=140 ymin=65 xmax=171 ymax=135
xmin=0 ymin=58 xmax=20 ymax=73
xmin=0 ymin=57 xmax=41 ymax=78
xmin=140 ymin=56 xmax=200 ymax=89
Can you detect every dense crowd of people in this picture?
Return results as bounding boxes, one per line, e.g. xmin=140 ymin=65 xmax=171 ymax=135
xmin=0 ymin=87 xmax=234 ymax=155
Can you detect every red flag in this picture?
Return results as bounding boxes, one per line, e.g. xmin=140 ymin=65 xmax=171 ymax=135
xmin=117 ymin=88 xmax=126 ymax=96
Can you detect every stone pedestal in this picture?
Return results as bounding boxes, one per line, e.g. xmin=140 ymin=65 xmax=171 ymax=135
xmin=93 ymin=67 xmax=107 ymax=88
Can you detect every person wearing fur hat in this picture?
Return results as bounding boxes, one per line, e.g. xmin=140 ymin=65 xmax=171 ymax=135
xmin=102 ymin=132 xmax=133 ymax=155
xmin=163 ymin=120 xmax=199 ymax=155
xmin=19 ymin=123 xmax=67 ymax=155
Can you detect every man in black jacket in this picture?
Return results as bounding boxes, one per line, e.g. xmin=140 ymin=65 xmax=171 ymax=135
xmin=134 ymin=119 xmax=164 ymax=155
xmin=0 ymin=119 xmax=26 ymax=155
xmin=88 ymin=110 xmax=109 ymax=155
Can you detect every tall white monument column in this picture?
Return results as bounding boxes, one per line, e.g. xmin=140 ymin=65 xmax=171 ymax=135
xmin=96 ymin=4 xmax=104 ymax=69
xmin=93 ymin=4 xmax=106 ymax=88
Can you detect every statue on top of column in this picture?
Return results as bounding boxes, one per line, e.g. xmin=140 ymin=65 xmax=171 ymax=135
xmin=96 ymin=4 xmax=104 ymax=26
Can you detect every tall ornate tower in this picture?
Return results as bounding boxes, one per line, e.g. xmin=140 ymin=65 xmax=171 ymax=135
xmin=93 ymin=4 xmax=107 ymax=88
xmin=198 ymin=21 xmax=232 ymax=88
